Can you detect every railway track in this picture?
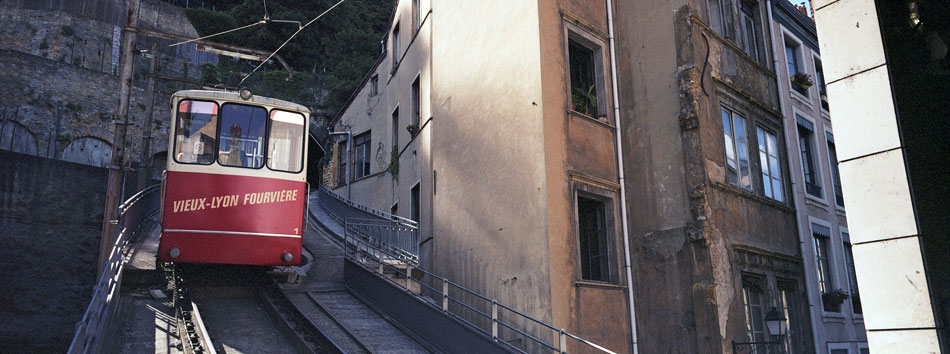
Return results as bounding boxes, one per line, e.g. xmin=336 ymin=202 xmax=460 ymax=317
xmin=165 ymin=263 xmax=344 ymax=354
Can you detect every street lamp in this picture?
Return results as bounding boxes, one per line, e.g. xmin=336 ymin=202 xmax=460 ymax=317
xmin=764 ymin=307 xmax=787 ymax=338
xmin=732 ymin=307 xmax=787 ymax=354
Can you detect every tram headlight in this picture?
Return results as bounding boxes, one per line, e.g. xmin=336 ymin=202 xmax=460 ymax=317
xmin=239 ymin=88 xmax=253 ymax=100
xmin=169 ymin=247 xmax=181 ymax=258
xmin=282 ymin=252 xmax=293 ymax=263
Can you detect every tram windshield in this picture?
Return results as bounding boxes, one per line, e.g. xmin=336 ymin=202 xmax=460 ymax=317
xmin=267 ymin=110 xmax=305 ymax=173
xmin=218 ymin=103 xmax=266 ymax=168
xmin=174 ymin=100 xmax=218 ymax=164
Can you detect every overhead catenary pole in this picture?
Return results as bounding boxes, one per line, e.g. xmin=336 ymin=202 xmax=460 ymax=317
xmin=137 ymin=41 xmax=158 ymax=191
xmin=98 ymin=0 xmax=140 ymax=275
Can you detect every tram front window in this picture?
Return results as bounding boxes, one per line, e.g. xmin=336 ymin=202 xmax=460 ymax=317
xmin=174 ymin=100 xmax=218 ymax=165
xmin=267 ymin=110 xmax=305 ymax=173
xmin=218 ymin=103 xmax=266 ymax=168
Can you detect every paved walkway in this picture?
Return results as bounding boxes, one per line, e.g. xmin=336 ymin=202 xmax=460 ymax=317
xmin=277 ymin=193 xmax=430 ymax=353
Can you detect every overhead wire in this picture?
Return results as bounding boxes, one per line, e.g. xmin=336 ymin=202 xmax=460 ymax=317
xmin=238 ymin=0 xmax=347 ymax=86
xmin=169 ymin=20 xmax=266 ymax=47
xmin=169 ymin=0 xmax=271 ymax=47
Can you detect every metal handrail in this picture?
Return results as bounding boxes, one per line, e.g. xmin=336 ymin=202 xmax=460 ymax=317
xmin=68 ymin=184 xmax=162 ymax=354
xmin=342 ymin=221 xmax=617 ymax=354
xmin=317 ymin=185 xmax=417 ymax=227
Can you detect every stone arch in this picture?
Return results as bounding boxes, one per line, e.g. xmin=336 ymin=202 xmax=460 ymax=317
xmin=0 ymin=121 xmax=39 ymax=155
xmin=62 ymin=136 xmax=111 ymax=168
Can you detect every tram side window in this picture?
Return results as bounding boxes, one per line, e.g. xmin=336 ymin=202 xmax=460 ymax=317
xmin=174 ymin=100 xmax=218 ymax=165
xmin=218 ymin=103 xmax=266 ymax=168
xmin=267 ymin=109 xmax=305 ymax=173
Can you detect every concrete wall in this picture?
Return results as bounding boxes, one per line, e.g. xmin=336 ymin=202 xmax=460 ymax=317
xmin=814 ymin=0 xmax=950 ymax=351
xmin=0 ymin=150 xmax=140 ymax=352
xmin=429 ymin=0 xmax=553 ymax=345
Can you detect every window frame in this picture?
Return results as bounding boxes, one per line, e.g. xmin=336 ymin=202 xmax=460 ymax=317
xmin=814 ymin=55 xmax=829 ymax=111
xmin=392 ymin=106 xmax=400 ymax=149
xmin=370 ymin=74 xmax=379 ymax=96
xmin=810 ymin=220 xmax=839 ymax=313
xmin=411 ymin=75 xmax=421 ymax=127
xmin=217 ymin=102 xmax=268 ymax=170
xmin=337 ymin=139 xmax=348 ymax=186
xmin=841 ymin=228 xmax=862 ymax=316
xmin=739 ymin=0 xmax=761 ymax=62
xmin=412 ymin=0 xmax=420 ymax=33
xmin=741 ymin=274 xmax=767 ymax=344
xmin=391 ymin=23 xmax=401 ymax=70
xmin=825 ymin=131 xmax=844 ymax=208
xmin=777 ymin=278 xmax=801 ymax=354
xmin=563 ymin=20 xmax=610 ymax=121
xmin=827 ymin=342 xmax=851 ymax=354
xmin=722 ymin=107 xmax=753 ymax=191
xmin=756 ymin=126 xmax=784 ymax=202
xmin=265 ymin=108 xmax=307 ymax=174
xmin=351 ymin=131 xmax=372 ymax=180
xmin=571 ymin=179 xmax=620 ymax=285
xmin=173 ymin=99 xmax=219 ymax=166
xmin=783 ymin=32 xmax=809 ymax=98
xmin=410 ymin=182 xmax=421 ymax=223
xmin=796 ymin=113 xmax=823 ymax=199
xmin=707 ymin=0 xmax=726 ymax=36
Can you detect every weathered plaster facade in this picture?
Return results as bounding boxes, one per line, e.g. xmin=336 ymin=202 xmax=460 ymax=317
xmin=613 ymin=0 xmax=814 ymax=352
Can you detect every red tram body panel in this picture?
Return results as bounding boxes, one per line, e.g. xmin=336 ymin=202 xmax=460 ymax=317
xmin=159 ymin=171 xmax=306 ymax=265
xmin=159 ymin=90 xmax=310 ymax=266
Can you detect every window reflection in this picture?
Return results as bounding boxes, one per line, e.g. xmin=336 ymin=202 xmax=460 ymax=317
xmin=268 ymin=110 xmax=305 ymax=172
xmin=218 ymin=103 xmax=266 ymax=168
xmin=174 ymin=100 xmax=218 ymax=165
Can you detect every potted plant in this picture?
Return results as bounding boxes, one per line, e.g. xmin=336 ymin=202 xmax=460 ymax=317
xmin=406 ymin=122 xmax=419 ymax=136
xmin=821 ymin=288 xmax=850 ymax=312
xmin=571 ymin=84 xmax=597 ymax=116
xmin=791 ymin=72 xmax=814 ymax=91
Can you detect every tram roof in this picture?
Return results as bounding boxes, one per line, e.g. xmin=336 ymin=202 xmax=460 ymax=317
xmin=173 ymin=90 xmax=311 ymax=114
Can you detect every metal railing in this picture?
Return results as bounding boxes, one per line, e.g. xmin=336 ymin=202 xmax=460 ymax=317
xmin=345 ymin=218 xmax=419 ymax=266
xmin=316 ymin=185 xmax=417 ymax=227
xmin=316 ymin=185 xmax=419 ymax=264
xmin=315 ymin=186 xmax=615 ymax=353
xmin=343 ymin=231 xmax=616 ymax=354
xmin=68 ymin=184 xmax=162 ymax=354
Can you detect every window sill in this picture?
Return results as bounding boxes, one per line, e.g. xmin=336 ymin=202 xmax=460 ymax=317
xmin=835 ymin=205 xmax=847 ymax=217
xmin=804 ymin=194 xmax=829 ymax=209
xmin=822 ymin=311 xmax=847 ymax=322
xmin=574 ymin=280 xmax=625 ymax=290
xmin=789 ymin=89 xmax=813 ymax=108
xmin=712 ymin=182 xmax=795 ymax=214
xmin=567 ymin=109 xmax=614 ymax=129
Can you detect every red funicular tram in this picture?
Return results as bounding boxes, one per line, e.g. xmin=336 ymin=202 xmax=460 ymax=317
xmin=159 ymin=90 xmax=310 ymax=266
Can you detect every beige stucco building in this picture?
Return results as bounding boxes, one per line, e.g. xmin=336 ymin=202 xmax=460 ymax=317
xmin=328 ymin=0 xmax=633 ymax=352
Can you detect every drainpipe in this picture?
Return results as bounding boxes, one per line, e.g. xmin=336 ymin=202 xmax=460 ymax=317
xmin=328 ymin=128 xmax=352 ymax=199
xmin=766 ymin=2 xmax=818 ymax=352
xmin=605 ymin=1 xmax=638 ymax=353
